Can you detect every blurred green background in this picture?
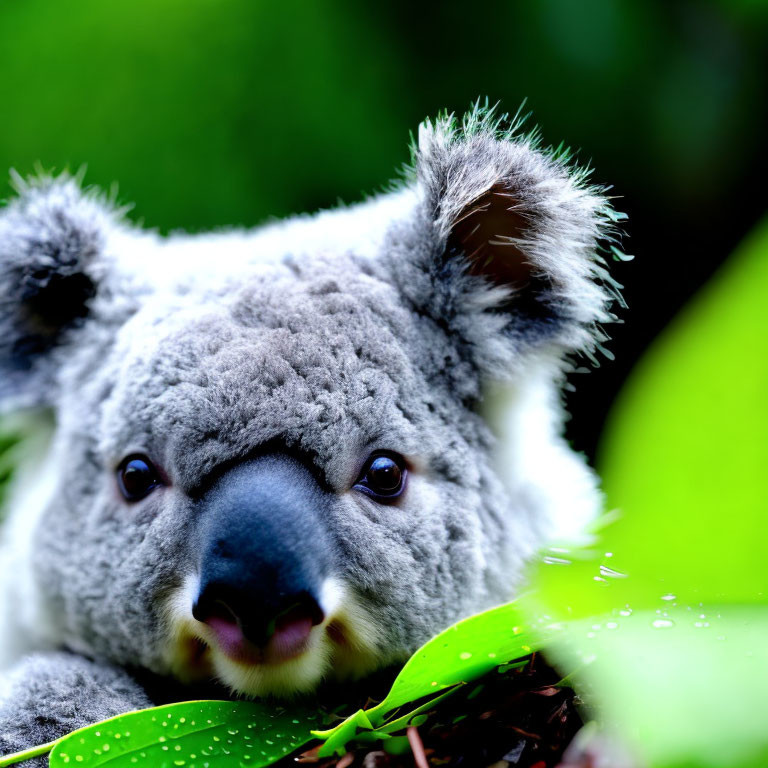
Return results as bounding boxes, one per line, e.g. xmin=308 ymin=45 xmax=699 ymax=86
xmin=0 ymin=0 xmax=766 ymax=456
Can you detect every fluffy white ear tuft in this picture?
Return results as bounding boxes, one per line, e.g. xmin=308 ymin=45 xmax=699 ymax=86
xmin=0 ymin=173 xmax=123 ymax=407
xmin=412 ymin=106 xmax=627 ymax=365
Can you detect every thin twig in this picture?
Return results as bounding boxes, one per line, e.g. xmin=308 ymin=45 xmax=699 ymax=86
xmin=407 ymin=726 xmax=430 ymax=768
xmin=335 ymin=752 xmax=354 ymax=768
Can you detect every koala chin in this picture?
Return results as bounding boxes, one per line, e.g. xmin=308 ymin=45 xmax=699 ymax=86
xmin=0 ymin=108 xmax=623 ymax=753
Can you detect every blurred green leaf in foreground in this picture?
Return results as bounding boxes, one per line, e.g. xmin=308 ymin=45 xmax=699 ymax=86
xmin=528 ymin=216 xmax=768 ymax=767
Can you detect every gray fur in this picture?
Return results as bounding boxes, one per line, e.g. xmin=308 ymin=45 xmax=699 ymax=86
xmin=0 ymin=653 xmax=152 ymax=766
xmin=0 ymin=108 xmax=622 ymax=754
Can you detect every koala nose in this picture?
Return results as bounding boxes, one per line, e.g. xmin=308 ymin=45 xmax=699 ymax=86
xmin=192 ymin=454 xmax=334 ymax=663
xmin=193 ymin=583 xmax=325 ymax=662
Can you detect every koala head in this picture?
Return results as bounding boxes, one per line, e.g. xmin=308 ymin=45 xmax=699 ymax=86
xmin=0 ymin=110 xmax=620 ymax=697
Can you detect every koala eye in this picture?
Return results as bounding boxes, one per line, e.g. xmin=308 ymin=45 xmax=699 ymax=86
xmin=354 ymin=453 xmax=407 ymax=501
xmin=117 ymin=455 xmax=162 ymax=502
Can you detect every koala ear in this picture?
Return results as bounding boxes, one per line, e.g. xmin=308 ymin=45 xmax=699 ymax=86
xmin=0 ymin=173 xmax=117 ymax=408
xmin=398 ymin=108 xmax=626 ymax=375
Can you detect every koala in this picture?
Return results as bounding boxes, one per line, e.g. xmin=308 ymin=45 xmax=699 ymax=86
xmin=0 ymin=109 xmax=621 ymax=762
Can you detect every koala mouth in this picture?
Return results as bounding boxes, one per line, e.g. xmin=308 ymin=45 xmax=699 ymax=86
xmin=166 ymin=575 xmax=386 ymax=696
xmin=204 ymin=602 xmax=318 ymax=666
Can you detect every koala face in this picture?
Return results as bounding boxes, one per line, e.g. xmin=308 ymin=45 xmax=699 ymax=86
xmin=0 ymin=110 xmax=620 ymax=697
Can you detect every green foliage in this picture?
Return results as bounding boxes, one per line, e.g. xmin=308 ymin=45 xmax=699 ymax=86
xmin=0 ymin=433 xmax=19 ymax=517
xmin=0 ymin=0 xmax=762 ymax=231
xmin=0 ymin=0 xmax=406 ymax=233
xmin=0 ymin=413 xmax=54 ymax=521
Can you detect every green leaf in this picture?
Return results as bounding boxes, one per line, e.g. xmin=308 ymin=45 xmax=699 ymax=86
xmin=366 ymin=600 xmax=536 ymax=722
xmin=312 ymin=709 xmax=374 ymax=759
xmin=527 ymin=217 xmax=768 ymax=767
xmin=372 ymin=686 xmax=459 ymax=736
xmin=599 ymin=216 xmax=768 ymax=606
xmin=382 ymin=735 xmax=412 ymax=756
xmin=314 ymin=600 xmax=538 ymax=756
xmin=547 ymin=606 xmax=768 ymax=768
xmin=48 ymin=700 xmax=322 ymax=768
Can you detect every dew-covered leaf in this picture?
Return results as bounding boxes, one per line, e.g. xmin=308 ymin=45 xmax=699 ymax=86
xmin=48 ymin=699 xmax=323 ymax=768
